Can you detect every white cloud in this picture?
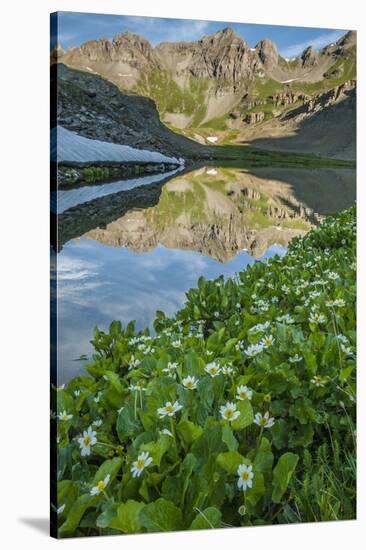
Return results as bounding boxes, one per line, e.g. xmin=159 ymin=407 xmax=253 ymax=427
xmin=280 ymin=30 xmax=345 ymax=58
xmin=57 ymin=256 xmax=98 ymax=281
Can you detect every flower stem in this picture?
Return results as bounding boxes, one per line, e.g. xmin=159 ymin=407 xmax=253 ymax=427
xmin=169 ymin=417 xmax=178 ymax=460
xmin=254 ymin=426 xmax=264 ymax=459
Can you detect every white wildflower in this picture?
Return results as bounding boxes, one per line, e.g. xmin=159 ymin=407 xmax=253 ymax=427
xmin=205 ymin=362 xmax=221 ymax=377
xmin=220 ymin=402 xmax=240 ymax=422
xmin=260 ymin=334 xmax=275 ymax=349
xmin=58 ymin=410 xmax=73 ymax=422
xmin=245 ymin=343 xmax=264 ymax=357
xmin=289 ymin=354 xmax=303 ymax=363
xmin=157 ymin=401 xmax=183 ymax=418
xmin=131 ymin=451 xmax=153 ymax=478
xmin=78 ymin=426 xmax=97 ymax=456
xmin=254 ymin=411 xmax=275 ymax=428
xmin=237 ymin=464 xmax=254 ymax=491
xmin=236 ymin=385 xmax=253 ymax=400
xmin=90 ymin=474 xmax=110 ymax=496
xmin=182 ymin=376 xmax=199 ymax=390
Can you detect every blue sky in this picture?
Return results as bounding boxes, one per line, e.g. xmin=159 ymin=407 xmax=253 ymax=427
xmin=52 ymin=12 xmax=349 ymax=58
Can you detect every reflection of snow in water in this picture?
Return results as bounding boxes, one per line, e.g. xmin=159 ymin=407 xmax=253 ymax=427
xmin=51 ymin=167 xmax=183 ymax=214
xmin=51 ymin=126 xmax=183 ymax=165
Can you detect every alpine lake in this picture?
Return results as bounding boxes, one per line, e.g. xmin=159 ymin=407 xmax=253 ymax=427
xmin=52 ymin=164 xmax=356 ymax=383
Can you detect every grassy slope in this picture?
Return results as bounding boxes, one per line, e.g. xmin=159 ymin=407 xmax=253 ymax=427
xmin=133 ymin=47 xmax=355 ymax=139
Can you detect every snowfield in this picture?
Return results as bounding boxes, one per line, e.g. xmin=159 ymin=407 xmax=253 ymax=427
xmin=51 ymin=126 xmax=184 ymax=165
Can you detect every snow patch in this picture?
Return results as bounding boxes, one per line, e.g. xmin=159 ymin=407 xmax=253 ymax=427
xmin=206 ymin=136 xmax=218 ymax=144
xmin=206 ymin=168 xmax=218 ymax=175
xmin=280 ymin=78 xmax=300 ymax=84
xmin=51 ymin=126 xmax=183 ymax=165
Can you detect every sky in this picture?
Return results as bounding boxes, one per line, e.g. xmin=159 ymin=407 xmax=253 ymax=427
xmin=52 ymin=12 xmax=349 ymax=59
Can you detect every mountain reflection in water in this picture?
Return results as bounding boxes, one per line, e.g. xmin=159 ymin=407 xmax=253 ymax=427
xmin=56 ymin=165 xmax=355 ymax=382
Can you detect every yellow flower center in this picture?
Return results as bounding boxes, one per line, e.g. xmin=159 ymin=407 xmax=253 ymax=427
xmin=210 ymin=368 xmax=216 ymax=374
xmin=165 ymin=405 xmax=174 ymax=413
xmin=136 ymin=458 xmax=146 ymax=469
xmin=97 ymin=480 xmax=105 ymax=491
xmin=186 ymin=381 xmax=194 ymax=388
xmin=241 ymin=472 xmax=250 ymax=481
xmin=239 ymin=391 xmax=247 ymax=398
xmin=84 ymin=435 xmax=91 ymax=446
xmin=260 ymin=418 xmax=268 ymax=427
xmin=225 ymin=409 xmax=234 ymax=418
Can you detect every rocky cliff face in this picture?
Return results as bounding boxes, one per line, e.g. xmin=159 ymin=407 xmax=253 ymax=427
xmin=162 ymin=28 xmax=261 ymax=83
xmin=239 ymin=80 xmax=356 ymax=159
xmin=52 ymin=63 xmax=207 ymax=159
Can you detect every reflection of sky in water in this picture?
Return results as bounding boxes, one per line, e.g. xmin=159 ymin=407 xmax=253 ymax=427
xmin=57 ymin=237 xmax=285 ymax=383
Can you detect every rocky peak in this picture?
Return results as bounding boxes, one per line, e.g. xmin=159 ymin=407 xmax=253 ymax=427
xmin=112 ymin=31 xmax=160 ymax=66
xmin=204 ymin=27 xmax=244 ymax=45
xmin=255 ymin=39 xmax=279 ymax=67
xmin=50 ymin=40 xmax=66 ymax=64
xmin=301 ymin=46 xmax=318 ymax=68
xmin=337 ymin=30 xmax=356 ymax=49
xmin=113 ymin=31 xmax=150 ymax=50
xmin=176 ymin=27 xmax=255 ymax=82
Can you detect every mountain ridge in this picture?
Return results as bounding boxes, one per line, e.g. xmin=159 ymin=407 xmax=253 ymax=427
xmin=52 ymin=27 xmax=356 ymax=159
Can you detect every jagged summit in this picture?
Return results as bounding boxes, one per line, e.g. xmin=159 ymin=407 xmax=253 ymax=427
xmin=255 ymin=39 xmax=279 ymax=67
xmin=337 ymin=30 xmax=356 ymax=48
xmin=205 ymin=27 xmax=244 ymax=42
xmin=301 ymin=45 xmax=318 ymax=68
xmin=56 ymin=28 xmax=355 ymax=141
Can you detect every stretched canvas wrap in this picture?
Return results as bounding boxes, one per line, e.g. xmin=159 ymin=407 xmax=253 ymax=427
xmin=50 ymin=11 xmax=356 ymax=538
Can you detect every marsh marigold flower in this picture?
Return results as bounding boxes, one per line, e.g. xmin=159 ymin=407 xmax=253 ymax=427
xmin=131 ymin=451 xmax=153 ymax=478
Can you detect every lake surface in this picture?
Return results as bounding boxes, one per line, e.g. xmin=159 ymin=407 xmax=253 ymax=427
xmin=53 ymin=165 xmax=356 ymax=383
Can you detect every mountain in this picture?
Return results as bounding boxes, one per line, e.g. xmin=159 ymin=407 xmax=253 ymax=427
xmin=56 ymin=28 xmax=356 ymax=133
xmin=81 ymin=166 xmax=355 ymax=260
xmin=52 ymin=63 xmax=207 ymax=160
xmin=51 ymin=28 xmax=356 ymax=159
xmin=239 ymin=79 xmax=356 ymax=159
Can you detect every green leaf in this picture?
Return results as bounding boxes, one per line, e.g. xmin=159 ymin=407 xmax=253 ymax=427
xmin=117 ymin=403 xmax=142 ymax=441
xmin=216 ymin=451 xmax=247 ymax=475
xmin=288 ymin=424 xmax=314 ymax=448
xmin=103 ymin=371 xmax=124 ymax=394
xmin=109 ymin=500 xmax=146 ymax=533
xmin=93 ymin=457 xmax=122 ymax=485
xmin=289 ymin=398 xmax=317 ymax=425
xmin=245 ymin=471 xmax=265 ymax=507
xmin=222 ymin=424 xmax=238 ymax=451
xmin=271 ymin=418 xmax=289 ymax=449
xmin=177 ymin=419 xmax=203 ymax=444
xmin=140 ymin=435 xmax=171 ymax=466
xmin=189 ymin=507 xmax=222 ymax=530
xmin=58 ymin=493 xmax=93 ymax=537
xmin=96 ymin=502 xmax=118 ymax=529
xmin=191 ymin=423 xmax=224 ymax=464
xmin=231 ymin=399 xmax=253 ymax=431
xmin=272 ymin=452 xmax=299 ymax=503
xmin=138 ymin=498 xmax=183 ymax=532
xmin=254 ymin=437 xmax=273 ymax=481
xmin=57 ymin=480 xmax=79 ymax=516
